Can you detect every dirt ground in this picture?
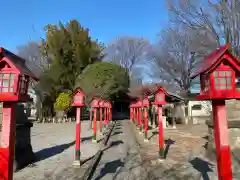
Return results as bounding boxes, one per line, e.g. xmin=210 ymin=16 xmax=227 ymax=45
xmin=133 ymin=123 xmax=218 ymax=179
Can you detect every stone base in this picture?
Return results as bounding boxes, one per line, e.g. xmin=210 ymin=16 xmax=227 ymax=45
xmin=72 ymin=160 xmax=81 ymax=167
xmin=92 ymin=139 xmax=97 ymax=143
xmin=144 ymin=139 xmax=149 ymax=142
xmin=14 ymin=121 xmax=36 ymax=171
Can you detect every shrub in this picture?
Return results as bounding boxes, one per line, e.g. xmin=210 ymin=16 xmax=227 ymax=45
xmin=54 ymin=91 xmax=72 ymax=111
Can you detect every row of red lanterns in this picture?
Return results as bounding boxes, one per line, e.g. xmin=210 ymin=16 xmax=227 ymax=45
xmin=129 ymin=87 xmax=167 ymax=160
xmin=72 ymin=88 xmax=112 ymax=167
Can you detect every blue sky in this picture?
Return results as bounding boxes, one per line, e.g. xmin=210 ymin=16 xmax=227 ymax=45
xmin=1 ymin=0 xmax=168 ymax=52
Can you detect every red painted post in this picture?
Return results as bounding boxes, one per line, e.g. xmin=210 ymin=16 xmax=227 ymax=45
xmin=136 ymin=108 xmax=140 ymax=129
xmin=144 ymin=107 xmax=149 ymax=142
xmin=107 ymin=107 xmax=109 ymax=124
xmin=139 ymin=108 xmax=143 ymax=133
xmin=212 ymin=100 xmax=232 ymax=180
xmin=129 ymin=107 xmax=132 ymax=121
xmin=72 ymin=88 xmax=85 ymax=167
xmin=99 ymin=107 xmax=103 ymax=133
xmin=93 ymin=108 xmax=97 ymax=142
xmin=0 ymin=103 xmax=16 ymax=180
xmin=104 ymin=107 xmax=107 ymax=127
xmin=73 ymin=107 xmax=81 ymax=166
xmin=158 ymin=105 xmax=164 ymax=160
xmin=133 ymin=108 xmax=135 ymax=123
xmin=109 ymin=104 xmax=112 ymax=121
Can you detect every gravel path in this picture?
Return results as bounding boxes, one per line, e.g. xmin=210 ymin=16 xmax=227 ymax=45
xmin=92 ymin=120 xmax=146 ymax=180
xmin=14 ymin=121 xmax=101 ymax=180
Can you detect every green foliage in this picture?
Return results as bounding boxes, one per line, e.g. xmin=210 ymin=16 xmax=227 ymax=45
xmin=54 ymin=91 xmax=72 ymax=111
xmin=36 ymin=19 xmax=104 ymax=116
xmin=40 ymin=19 xmax=103 ymax=92
xmin=75 ymin=62 xmax=130 ymax=105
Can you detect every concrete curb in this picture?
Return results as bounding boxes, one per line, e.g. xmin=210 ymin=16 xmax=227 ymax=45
xmin=81 ymin=122 xmax=116 ymax=180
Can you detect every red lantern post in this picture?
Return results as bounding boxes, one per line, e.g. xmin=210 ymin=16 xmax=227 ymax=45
xmin=107 ymin=101 xmax=112 ymax=123
xmin=0 ymin=47 xmax=37 ymax=180
xmin=91 ymin=98 xmax=100 ymax=142
xmin=129 ymin=103 xmax=133 ymax=122
xmin=143 ymin=97 xmax=150 ymax=142
xmin=136 ymin=100 xmax=143 ymax=132
xmin=103 ymin=101 xmax=108 ymax=126
xmin=107 ymin=102 xmax=110 ymax=124
xmin=154 ymin=87 xmax=167 ymax=160
xmin=72 ymin=88 xmax=85 ymax=167
xmin=190 ymin=44 xmax=240 ymax=180
xmin=133 ymin=103 xmax=138 ymax=125
xmin=98 ymin=100 xmax=104 ymax=134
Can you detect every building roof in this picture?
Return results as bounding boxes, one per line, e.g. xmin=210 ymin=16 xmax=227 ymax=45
xmin=128 ymin=83 xmax=184 ymax=103
xmin=190 ymin=44 xmax=235 ymax=79
xmin=0 ymin=47 xmax=38 ymax=80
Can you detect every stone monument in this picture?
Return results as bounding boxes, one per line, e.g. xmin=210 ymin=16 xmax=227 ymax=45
xmin=14 ymin=103 xmax=36 ymax=171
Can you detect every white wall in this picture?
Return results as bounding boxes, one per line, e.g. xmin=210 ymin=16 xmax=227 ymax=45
xmin=188 ymin=100 xmax=212 ymax=117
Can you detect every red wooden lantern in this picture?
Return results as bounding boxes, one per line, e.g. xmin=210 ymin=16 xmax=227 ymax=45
xmin=136 ymin=99 xmax=142 ymax=108
xmin=0 ymin=47 xmax=37 ymax=102
xmin=154 ymin=88 xmax=167 ymax=105
xmin=142 ymin=97 xmax=150 ymax=107
xmin=190 ymin=44 xmax=235 ymax=180
xmin=91 ymin=98 xmax=100 ymax=108
xmin=99 ymin=100 xmax=104 ymax=108
xmin=72 ymin=88 xmax=85 ymax=107
xmin=0 ymin=47 xmax=37 ymax=180
xmin=102 ymin=101 xmax=106 ymax=108
xmin=191 ymin=44 xmax=240 ymax=100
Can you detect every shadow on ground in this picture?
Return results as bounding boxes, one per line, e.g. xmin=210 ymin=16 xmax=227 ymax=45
xmin=34 ymin=141 xmax=75 ymax=162
xmin=164 ymin=139 xmax=175 ymax=159
xmin=102 ymin=140 xmax=124 ymax=152
xmin=189 ymin=157 xmax=214 ymax=180
xmin=148 ymin=131 xmax=158 ymax=140
xmin=81 ymin=136 xmax=92 ymax=142
xmin=94 ymin=159 xmax=125 ymax=180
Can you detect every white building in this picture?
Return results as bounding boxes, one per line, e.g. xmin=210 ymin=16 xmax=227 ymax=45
xmin=187 ymin=100 xmax=212 ymax=124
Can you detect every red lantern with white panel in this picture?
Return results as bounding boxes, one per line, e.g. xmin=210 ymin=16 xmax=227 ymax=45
xmin=99 ymin=100 xmax=104 ymax=108
xmin=154 ymin=88 xmax=167 ymax=105
xmin=91 ymin=98 xmax=100 ymax=108
xmin=142 ymin=97 xmax=150 ymax=107
xmin=72 ymin=88 xmax=85 ymax=107
xmin=190 ymin=44 xmax=239 ymax=179
xmin=0 ymin=47 xmax=37 ymax=102
xmin=0 ymin=47 xmax=38 ymax=180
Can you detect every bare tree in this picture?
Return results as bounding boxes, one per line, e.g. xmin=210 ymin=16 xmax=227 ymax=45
xmin=168 ymin=0 xmax=240 ymax=58
xmin=104 ymin=36 xmax=150 ymax=77
xmin=150 ymin=27 xmax=218 ymax=96
xmin=17 ymin=41 xmax=51 ymax=77
xmin=208 ymin=0 xmax=240 ymax=57
xmin=17 ymin=41 xmax=51 ymax=118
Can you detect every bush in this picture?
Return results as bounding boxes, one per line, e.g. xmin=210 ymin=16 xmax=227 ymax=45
xmin=75 ymin=62 xmax=129 ymax=105
xmin=54 ymin=91 xmax=72 ymax=111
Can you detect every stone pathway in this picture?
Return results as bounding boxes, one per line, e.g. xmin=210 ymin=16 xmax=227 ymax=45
xmin=13 ymin=121 xmax=102 ymax=180
xmin=92 ymin=120 xmax=146 ymax=180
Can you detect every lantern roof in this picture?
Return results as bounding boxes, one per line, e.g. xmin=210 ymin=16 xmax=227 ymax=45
xmin=73 ymin=87 xmax=85 ymax=96
xmin=190 ymin=44 xmax=240 ymax=79
xmin=0 ymin=47 xmax=38 ymax=80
